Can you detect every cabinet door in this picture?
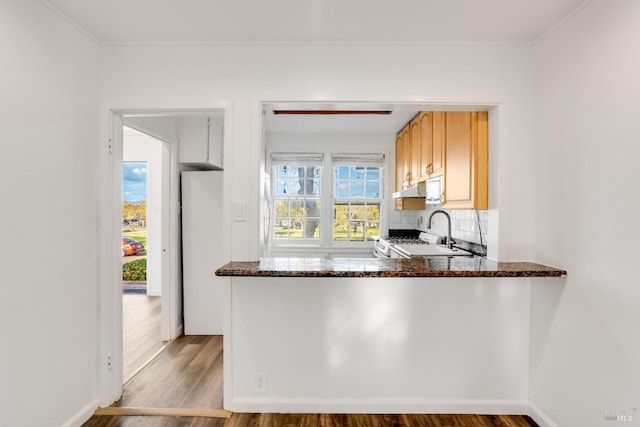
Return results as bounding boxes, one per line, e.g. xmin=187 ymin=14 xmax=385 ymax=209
xmin=402 ymin=127 xmax=411 ymax=187
xmin=177 ymin=115 xmax=223 ymax=169
xmin=418 ymin=112 xmax=432 ymax=181
xmin=395 ymin=133 xmax=405 ymax=192
xmin=409 ymin=117 xmax=420 ymax=185
xmin=443 ymin=112 xmax=488 ymax=209
xmin=431 ymin=111 xmax=445 ymax=177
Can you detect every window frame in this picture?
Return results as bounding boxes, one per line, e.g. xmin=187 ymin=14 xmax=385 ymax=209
xmin=267 ymin=150 xmax=387 ymax=250
xmin=269 ymin=153 xmax=324 ymax=244
xmin=331 ymin=155 xmax=384 ymax=245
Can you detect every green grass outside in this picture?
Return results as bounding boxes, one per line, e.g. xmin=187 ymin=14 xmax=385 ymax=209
xmin=123 ymin=230 xmax=147 ymax=247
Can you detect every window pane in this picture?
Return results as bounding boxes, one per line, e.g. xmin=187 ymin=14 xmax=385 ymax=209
xmin=335 ymin=181 xmax=348 ymax=198
xmin=304 ymin=218 xmax=320 ymax=239
xmin=350 ymin=221 xmax=365 ymax=241
xmin=290 ymin=200 xmax=304 ymax=218
xmin=366 ymin=167 xmax=380 ymax=180
xmin=350 ymin=204 xmax=365 ymax=220
xmin=274 ymin=200 xmax=289 ymax=218
xmin=304 ymin=200 xmax=320 ymax=217
xmin=365 ymin=205 xmax=380 ymax=221
xmin=350 ymin=181 xmax=364 ymax=198
xmin=334 ymin=204 xmax=348 ymax=220
xmin=365 ymin=182 xmax=380 ymax=198
xmin=350 ymin=166 xmax=364 ymax=180
xmin=333 ymin=220 xmax=348 ymax=241
xmin=288 ymin=179 xmax=302 ymax=195
xmin=336 ymin=166 xmax=349 ymax=179
xmin=301 ymin=179 xmax=318 ymax=196
xmin=366 ymin=222 xmax=380 ymax=240
xmin=275 ymin=179 xmax=288 ymax=196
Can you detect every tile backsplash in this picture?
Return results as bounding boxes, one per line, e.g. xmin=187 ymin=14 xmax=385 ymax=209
xmin=388 ymin=204 xmax=488 ymax=247
xmin=388 ymin=207 xmax=419 ymax=230
xmin=417 ymin=206 xmax=488 ymax=245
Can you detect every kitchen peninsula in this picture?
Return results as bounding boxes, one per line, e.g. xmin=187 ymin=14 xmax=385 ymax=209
xmin=215 ymin=257 xmax=566 ymax=415
xmin=216 ymin=257 xmax=566 ymax=278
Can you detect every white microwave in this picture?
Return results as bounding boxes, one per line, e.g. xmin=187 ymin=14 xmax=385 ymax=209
xmin=425 ymin=177 xmax=442 ymax=205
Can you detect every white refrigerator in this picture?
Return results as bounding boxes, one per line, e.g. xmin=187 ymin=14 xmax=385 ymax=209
xmin=181 ymin=170 xmax=224 ymax=335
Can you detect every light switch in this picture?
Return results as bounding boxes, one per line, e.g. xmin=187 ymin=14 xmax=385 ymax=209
xmin=233 ymin=200 xmax=247 ymax=222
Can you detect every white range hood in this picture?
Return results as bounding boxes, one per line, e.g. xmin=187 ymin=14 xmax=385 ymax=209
xmin=392 ymin=181 xmax=426 ymax=199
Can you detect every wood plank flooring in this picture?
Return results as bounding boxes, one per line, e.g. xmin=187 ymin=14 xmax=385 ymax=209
xmin=123 ymin=294 xmax=164 ymax=382
xmin=84 ymin=334 xmax=538 ymax=427
xmin=85 ymin=412 xmax=538 ymax=427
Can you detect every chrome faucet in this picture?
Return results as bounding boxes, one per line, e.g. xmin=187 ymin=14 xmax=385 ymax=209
xmin=427 ymin=209 xmax=453 ymax=249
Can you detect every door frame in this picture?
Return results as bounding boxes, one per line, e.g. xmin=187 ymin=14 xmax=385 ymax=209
xmin=99 ymin=107 xmax=229 ymax=405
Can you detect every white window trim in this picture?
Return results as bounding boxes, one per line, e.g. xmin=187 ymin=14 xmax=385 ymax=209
xmin=266 ymin=149 xmax=388 ymax=250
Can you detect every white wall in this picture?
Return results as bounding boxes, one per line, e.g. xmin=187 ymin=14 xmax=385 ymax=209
xmin=530 ymin=1 xmax=640 ymax=426
xmin=0 ymin=1 xmax=100 ymax=426
xmin=123 ymin=127 xmax=163 ymax=296
xmin=228 ymin=276 xmax=530 ymax=413
xmin=99 ymin=42 xmax=537 ymax=263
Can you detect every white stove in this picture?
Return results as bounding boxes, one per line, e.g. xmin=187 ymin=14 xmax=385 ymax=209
xmin=374 ymin=232 xmax=472 ymax=258
xmin=374 ymin=232 xmax=443 ymax=258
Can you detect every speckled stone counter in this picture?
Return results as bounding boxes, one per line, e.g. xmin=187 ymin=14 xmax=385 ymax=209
xmin=215 ymin=257 xmax=566 ymax=278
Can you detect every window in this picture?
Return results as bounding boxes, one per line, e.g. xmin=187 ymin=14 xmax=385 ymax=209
xmin=332 ymin=155 xmax=383 ymax=242
xmin=271 ymin=154 xmax=322 ymax=240
xmin=269 ymin=152 xmax=384 ymax=245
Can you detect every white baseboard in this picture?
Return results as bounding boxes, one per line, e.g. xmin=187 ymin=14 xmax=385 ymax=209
xmin=61 ymin=399 xmax=99 ymax=427
xmin=229 ymin=398 xmax=530 ymax=415
xmin=528 ymin=402 xmax=559 ymax=427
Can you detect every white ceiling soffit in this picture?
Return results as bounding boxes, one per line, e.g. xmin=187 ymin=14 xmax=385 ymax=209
xmin=42 ymin=0 xmax=591 ymax=45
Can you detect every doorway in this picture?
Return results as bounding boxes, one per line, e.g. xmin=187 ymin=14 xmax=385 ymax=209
xmin=122 ymin=127 xmax=166 ymax=382
xmin=100 ymin=108 xmax=229 ymax=407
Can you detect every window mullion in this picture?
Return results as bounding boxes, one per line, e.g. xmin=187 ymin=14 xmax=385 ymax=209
xmin=321 ymin=155 xmax=333 ymax=247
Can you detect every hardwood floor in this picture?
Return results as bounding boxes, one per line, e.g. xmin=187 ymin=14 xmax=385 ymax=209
xmin=85 ymin=411 xmax=538 ymax=427
xmin=123 ymin=294 xmax=165 ymax=382
xmin=84 ymin=334 xmax=538 ymax=427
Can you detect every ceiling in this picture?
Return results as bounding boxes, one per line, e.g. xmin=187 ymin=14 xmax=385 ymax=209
xmin=43 ymin=0 xmax=589 ymax=45
xmin=41 ymin=0 xmax=589 ymax=133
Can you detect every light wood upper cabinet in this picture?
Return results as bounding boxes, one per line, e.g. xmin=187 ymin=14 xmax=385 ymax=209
xmin=431 ymin=111 xmax=445 ymax=177
xmin=408 ymin=117 xmax=420 ymax=185
xmin=418 ymin=112 xmax=431 ymax=182
xmin=442 ymin=111 xmax=488 ymax=210
xmin=395 ymin=133 xmax=405 ymax=192
xmin=401 ymin=126 xmax=411 ymax=187
xmin=394 ymin=110 xmax=487 ymax=210
xmin=416 ymin=111 xmax=445 ymax=182
xmin=395 ymin=115 xmax=425 ymax=210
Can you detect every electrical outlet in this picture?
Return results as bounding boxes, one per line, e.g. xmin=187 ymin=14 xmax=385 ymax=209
xmin=255 ymin=374 xmax=268 ymax=393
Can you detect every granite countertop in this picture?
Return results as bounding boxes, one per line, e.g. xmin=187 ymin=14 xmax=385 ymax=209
xmin=215 ymin=257 xmax=567 ymax=278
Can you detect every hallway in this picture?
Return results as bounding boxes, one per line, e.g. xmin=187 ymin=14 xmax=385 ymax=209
xmin=123 ymin=294 xmax=164 ymax=382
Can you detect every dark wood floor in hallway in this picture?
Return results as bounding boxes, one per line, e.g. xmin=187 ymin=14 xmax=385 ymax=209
xmin=83 ymin=335 xmax=538 ymax=427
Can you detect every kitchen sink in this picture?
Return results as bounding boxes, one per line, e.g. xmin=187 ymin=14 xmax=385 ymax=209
xmin=391 ymin=243 xmax=473 ymax=258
